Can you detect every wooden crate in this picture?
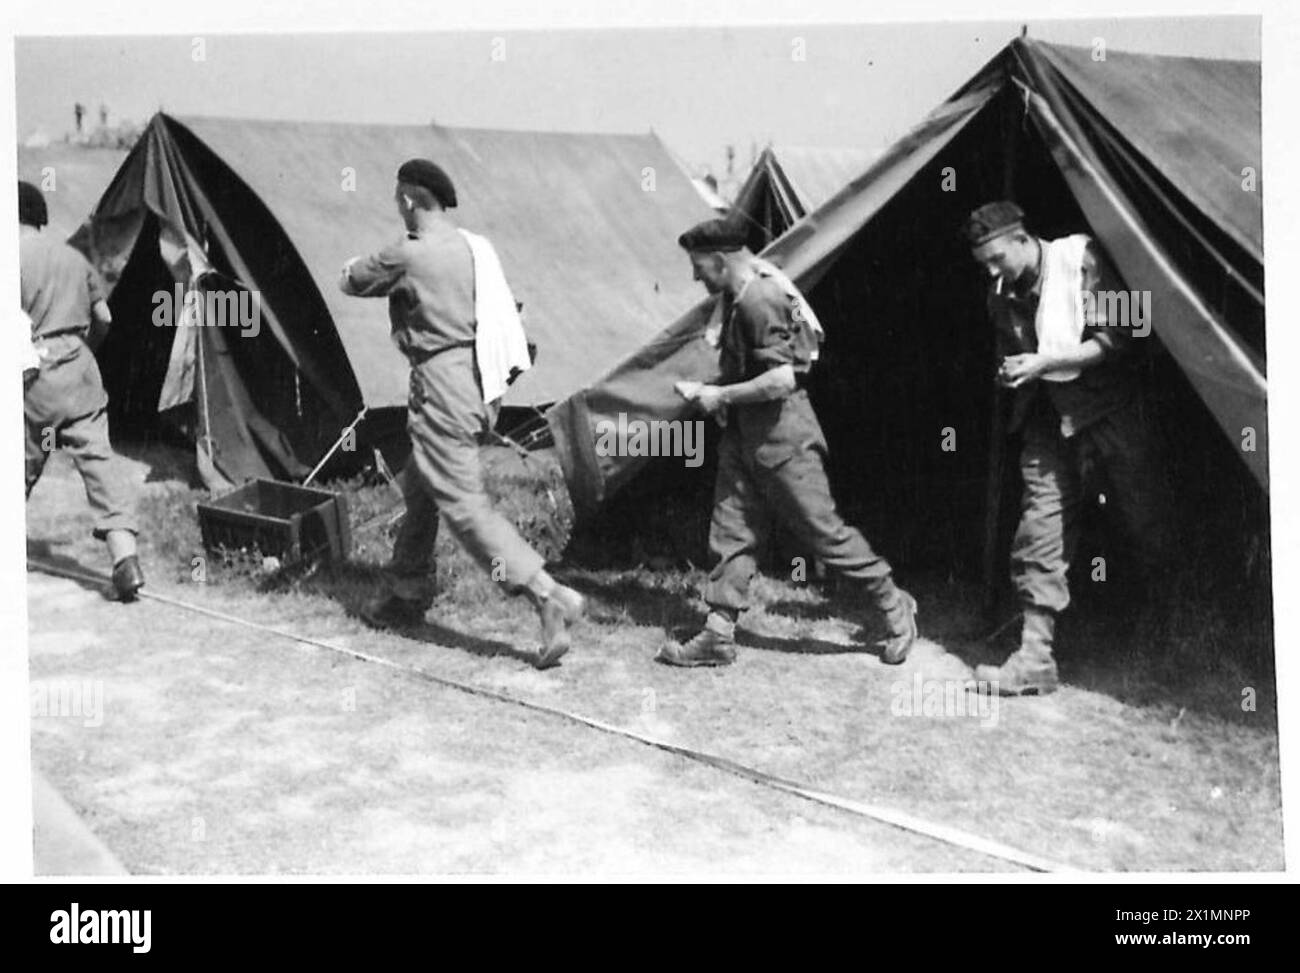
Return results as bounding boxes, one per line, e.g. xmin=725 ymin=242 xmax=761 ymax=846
xmin=196 ymin=479 xmax=351 ymax=566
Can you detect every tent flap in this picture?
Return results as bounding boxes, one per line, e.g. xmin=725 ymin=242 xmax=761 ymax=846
xmin=546 ymin=82 xmax=998 ymax=511
xmin=70 ymin=114 xmax=362 ymax=488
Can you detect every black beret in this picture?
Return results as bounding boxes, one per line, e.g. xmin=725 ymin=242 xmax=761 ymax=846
xmin=962 ymin=200 xmax=1026 ymax=247
xmin=396 ymin=158 xmax=457 ymax=209
xmin=677 ymin=217 xmax=748 ymax=253
xmin=18 ymin=180 xmax=48 ymax=228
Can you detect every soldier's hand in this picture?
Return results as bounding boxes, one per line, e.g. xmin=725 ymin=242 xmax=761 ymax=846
xmin=674 ymin=380 xmax=703 ymax=401
xmin=999 ymin=353 xmax=1046 ymax=389
xmin=694 ymin=385 xmax=727 ymax=415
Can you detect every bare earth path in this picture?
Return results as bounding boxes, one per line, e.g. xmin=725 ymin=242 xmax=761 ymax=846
xmin=26 ymin=450 xmax=1282 ymax=874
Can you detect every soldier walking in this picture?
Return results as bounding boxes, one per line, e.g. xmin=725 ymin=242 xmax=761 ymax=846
xmin=20 ymin=180 xmax=144 ymax=600
xmin=659 ymin=218 xmax=918 ymax=667
xmin=340 ymin=159 xmax=584 ymax=669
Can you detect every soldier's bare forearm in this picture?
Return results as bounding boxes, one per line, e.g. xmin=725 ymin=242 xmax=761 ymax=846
xmin=1039 ymin=338 xmax=1108 ymax=373
xmin=717 ymin=364 xmax=797 ymax=405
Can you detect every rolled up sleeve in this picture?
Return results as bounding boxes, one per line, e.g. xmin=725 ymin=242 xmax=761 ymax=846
xmin=737 ymin=279 xmax=813 ymax=375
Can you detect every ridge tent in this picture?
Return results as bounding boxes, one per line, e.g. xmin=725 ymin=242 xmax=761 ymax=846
xmin=730 ymin=145 xmax=878 ymax=249
xmin=67 ymin=113 xmax=713 ymax=488
xmin=547 ymin=38 xmax=1266 ymax=589
xmin=17 ymin=144 xmax=129 ymax=240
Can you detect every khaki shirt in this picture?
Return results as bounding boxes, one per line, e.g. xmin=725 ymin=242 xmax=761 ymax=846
xmin=20 ymin=234 xmax=105 ymax=363
xmin=719 ymin=274 xmax=816 ymax=385
xmin=719 ymin=273 xmax=824 ymax=465
xmin=342 ymin=216 xmax=476 ymax=362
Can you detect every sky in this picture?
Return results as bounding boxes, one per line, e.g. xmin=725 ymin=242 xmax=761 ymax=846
xmin=13 ymin=16 xmax=1260 ymax=177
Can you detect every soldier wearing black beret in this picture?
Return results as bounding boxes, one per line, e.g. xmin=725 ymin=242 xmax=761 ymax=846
xmin=657 ymin=218 xmax=918 ymax=667
xmin=676 ymin=217 xmax=748 ymax=253
xmin=339 ymin=159 xmax=584 ymax=668
xmin=395 ymin=158 xmax=458 ymax=209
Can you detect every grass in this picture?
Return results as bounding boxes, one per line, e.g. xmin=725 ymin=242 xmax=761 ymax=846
xmin=25 ymin=440 xmax=1284 ymax=873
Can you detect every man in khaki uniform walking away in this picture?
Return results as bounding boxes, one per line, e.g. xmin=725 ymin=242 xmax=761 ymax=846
xmin=20 ymin=181 xmax=144 ymax=601
xmin=659 ymin=218 xmax=918 ymax=668
xmin=340 ymin=159 xmax=583 ymax=669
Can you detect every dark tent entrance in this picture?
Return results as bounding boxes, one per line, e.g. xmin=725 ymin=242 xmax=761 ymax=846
xmin=793 ymin=82 xmax=1085 ymax=572
xmin=791 ymin=78 xmax=1266 ymax=607
xmin=555 ymin=39 xmax=1268 ymax=619
xmin=74 ymin=111 xmax=716 ymax=489
xmin=75 ymin=115 xmax=366 ymax=489
xmin=98 ymin=210 xmax=352 ymax=487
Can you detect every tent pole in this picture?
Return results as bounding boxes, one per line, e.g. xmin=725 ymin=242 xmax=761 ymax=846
xmin=195 ymin=301 xmax=217 ymax=473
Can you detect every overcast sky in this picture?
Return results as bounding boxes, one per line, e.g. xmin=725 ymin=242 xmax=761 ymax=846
xmin=15 ymin=16 xmax=1260 ymax=177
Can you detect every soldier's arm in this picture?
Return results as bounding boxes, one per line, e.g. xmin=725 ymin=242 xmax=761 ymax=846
xmin=713 ymin=364 xmax=797 ymax=405
xmin=1076 ymin=238 xmax=1137 ymax=362
xmin=691 ymin=286 xmax=806 ymax=411
xmin=1006 ymin=241 xmax=1126 ymax=385
xmin=339 ymin=240 xmax=406 ymax=297
xmin=1031 ymin=338 xmax=1108 ymax=375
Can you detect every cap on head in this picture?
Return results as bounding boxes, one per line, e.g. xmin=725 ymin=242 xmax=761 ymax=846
xmin=962 ymin=200 xmax=1025 ymax=248
xmin=18 ymin=180 xmax=48 ymax=228
xmin=677 ymin=217 xmax=748 ymax=253
xmin=396 ymin=158 xmax=457 ymax=209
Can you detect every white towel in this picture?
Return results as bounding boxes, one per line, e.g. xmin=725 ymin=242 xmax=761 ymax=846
xmin=1033 ymin=234 xmax=1092 ymax=383
xmin=16 ymin=307 xmax=41 ymax=373
xmin=459 ymin=229 xmax=532 ymax=404
xmin=703 ymin=256 xmax=824 ymax=361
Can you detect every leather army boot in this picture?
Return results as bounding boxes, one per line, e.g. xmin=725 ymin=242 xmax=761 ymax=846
xmin=111 ymin=555 xmax=145 ymax=602
xmin=657 ymin=611 xmax=737 ymax=668
xmin=974 ymin=606 xmax=1059 ymax=696
xmin=877 ymin=585 xmax=919 ymax=665
xmin=106 ymin=529 xmax=144 ymax=602
xmin=530 ymin=582 xmax=586 ymax=670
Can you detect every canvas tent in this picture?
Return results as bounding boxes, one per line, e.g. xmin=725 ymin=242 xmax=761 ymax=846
xmin=730 ymin=145 xmax=877 ymax=249
xmin=17 ymin=145 xmax=129 ymax=239
xmin=547 ymin=39 xmax=1266 ymax=583
xmin=67 ymin=113 xmax=712 ymax=488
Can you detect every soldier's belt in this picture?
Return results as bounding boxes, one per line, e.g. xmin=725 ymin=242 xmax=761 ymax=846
xmin=405 ymin=339 xmax=476 ymax=367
